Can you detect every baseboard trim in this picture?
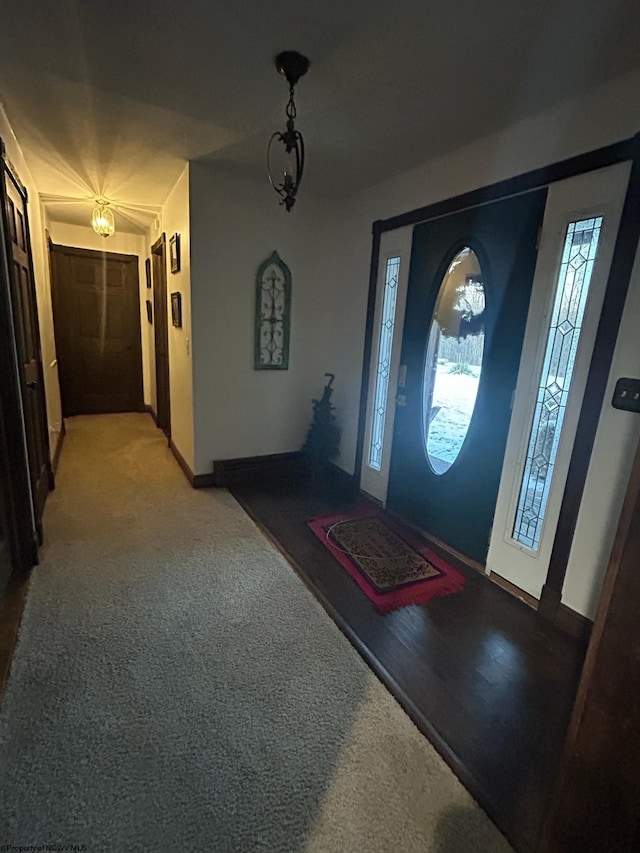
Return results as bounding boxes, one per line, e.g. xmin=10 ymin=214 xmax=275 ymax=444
xmin=169 ymin=439 xmax=214 ymax=489
xmin=145 ymin=405 xmax=158 ymax=426
xmin=326 ymin=461 xmax=358 ymax=496
xmin=193 ymin=472 xmax=215 ymax=488
xmin=489 ymin=572 xmax=592 ymax=643
xmin=489 ymin=572 xmax=539 ymax=610
xmin=556 ymin=603 xmax=593 ymax=644
xmin=52 ymin=421 xmax=66 ymax=473
xmin=212 ymin=451 xmax=306 ymax=487
xmin=359 ymin=488 xmax=383 ymax=508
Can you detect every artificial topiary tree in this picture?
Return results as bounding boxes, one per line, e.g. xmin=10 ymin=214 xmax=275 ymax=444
xmin=302 ymin=373 xmax=340 ymax=467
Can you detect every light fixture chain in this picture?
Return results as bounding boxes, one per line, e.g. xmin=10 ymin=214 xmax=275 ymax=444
xmin=286 ymin=85 xmax=297 ymax=120
xmin=267 ymin=51 xmax=309 ymax=212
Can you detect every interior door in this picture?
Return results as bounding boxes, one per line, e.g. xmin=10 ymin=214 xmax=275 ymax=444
xmin=1 ymin=157 xmax=52 ymax=537
xmin=0 ymin=469 xmax=12 ymax=593
xmin=152 ymin=236 xmax=171 ymax=436
xmin=387 ymin=190 xmax=547 ymax=563
xmin=51 ymin=246 xmax=143 ymax=415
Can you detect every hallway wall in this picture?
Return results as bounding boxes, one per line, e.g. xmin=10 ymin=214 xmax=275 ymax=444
xmin=45 ymin=222 xmax=153 ymax=410
xmin=149 ymin=165 xmax=194 ymax=471
xmin=189 ymin=164 xmax=343 ymax=476
xmin=0 ymin=106 xmax=63 ymax=460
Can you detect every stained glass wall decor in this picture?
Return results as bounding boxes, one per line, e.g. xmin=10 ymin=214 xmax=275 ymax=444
xmin=254 ymin=251 xmax=291 ymax=370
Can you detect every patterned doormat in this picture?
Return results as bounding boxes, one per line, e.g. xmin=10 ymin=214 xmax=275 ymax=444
xmin=307 ymin=510 xmax=465 ymax=614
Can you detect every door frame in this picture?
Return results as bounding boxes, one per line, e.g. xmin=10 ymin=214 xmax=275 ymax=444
xmin=0 ymin=143 xmax=39 ymax=571
xmin=356 ymin=132 xmax=640 ymax=615
xmin=151 ymin=233 xmax=171 ymax=438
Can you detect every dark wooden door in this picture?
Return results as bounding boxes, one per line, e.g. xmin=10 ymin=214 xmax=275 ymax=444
xmin=0 ymin=465 xmax=11 ymax=593
xmin=1 ymin=155 xmax=52 ymax=538
xmin=51 ymin=246 xmax=143 ymax=416
xmin=387 ymin=190 xmax=547 ymax=562
xmin=152 ymin=235 xmax=171 ymax=436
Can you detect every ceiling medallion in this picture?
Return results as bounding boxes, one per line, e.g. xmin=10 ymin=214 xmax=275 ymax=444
xmin=267 ymin=51 xmax=310 ymax=212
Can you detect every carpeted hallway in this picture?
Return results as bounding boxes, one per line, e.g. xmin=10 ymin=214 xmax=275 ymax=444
xmin=0 ymin=414 xmax=511 ymax=852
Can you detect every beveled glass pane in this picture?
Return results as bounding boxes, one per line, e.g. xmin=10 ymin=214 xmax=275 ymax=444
xmin=423 ymin=247 xmax=485 ymax=474
xmin=512 ymin=217 xmax=603 ymax=551
xmin=369 ymin=256 xmax=401 ymax=470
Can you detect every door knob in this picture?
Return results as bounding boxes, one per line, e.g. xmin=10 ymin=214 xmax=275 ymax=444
xmin=396 ymin=394 xmax=407 ymax=407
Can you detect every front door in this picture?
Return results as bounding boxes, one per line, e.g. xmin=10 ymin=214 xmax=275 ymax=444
xmin=50 ymin=245 xmax=143 ymax=416
xmin=1 ymin=154 xmax=52 ymax=537
xmin=387 ymin=190 xmax=547 ymax=563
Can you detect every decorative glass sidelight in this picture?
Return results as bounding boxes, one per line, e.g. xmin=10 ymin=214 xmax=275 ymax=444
xmin=512 ymin=217 xmax=603 ymax=550
xmin=368 ymin=256 xmax=401 ymax=470
xmin=254 ymin=252 xmax=291 ymax=370
xmin=423 ymin=247 xmax=486 ymax=474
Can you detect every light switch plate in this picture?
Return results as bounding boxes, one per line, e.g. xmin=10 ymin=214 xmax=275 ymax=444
xmin=612 ymin=378 xmax=640 ymax=413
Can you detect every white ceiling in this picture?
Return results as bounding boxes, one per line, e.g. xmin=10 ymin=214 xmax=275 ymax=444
xmin=1 ymin=0 xmax=639 ymax=234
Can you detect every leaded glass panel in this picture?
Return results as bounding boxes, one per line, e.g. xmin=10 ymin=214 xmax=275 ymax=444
xmin=512 ymin=217 xmax=603 ymax=550
xmin=368 ymin=256 xmax=400 ymax=470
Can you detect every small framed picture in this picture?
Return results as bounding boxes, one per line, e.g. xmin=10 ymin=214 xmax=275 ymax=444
xmin=170 ymin=233 xmax=180 ymax=273
xmin=171 ymin=292 xmax=182 ymax=327
xmin=146 ymin=299 xmax=153 ymax=324
xmin=145 ymin=257 xmax=152 ymax=288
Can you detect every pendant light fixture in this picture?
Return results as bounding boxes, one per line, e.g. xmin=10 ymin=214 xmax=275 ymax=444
xmin=92 ymin=198 xmax=115 ymax=238
xmin=267 ymin=51 xmax=310 ymax=212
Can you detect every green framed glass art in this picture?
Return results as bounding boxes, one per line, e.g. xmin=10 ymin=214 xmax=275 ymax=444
xmin=254 ymin=251 xmax=291 ymax=370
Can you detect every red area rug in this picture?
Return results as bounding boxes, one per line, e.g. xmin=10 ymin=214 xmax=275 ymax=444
xmin=307 ymin=508 xmax=465 ymax=614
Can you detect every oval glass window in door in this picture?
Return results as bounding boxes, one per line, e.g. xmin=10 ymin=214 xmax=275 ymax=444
xmin=423 ymin=247 xmax=486 ymax=474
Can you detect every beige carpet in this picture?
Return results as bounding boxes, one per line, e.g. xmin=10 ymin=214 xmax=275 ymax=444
xmin=0 ymin=414 xmax=511 ymax=852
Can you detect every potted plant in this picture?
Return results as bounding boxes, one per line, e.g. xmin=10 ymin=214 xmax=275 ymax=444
xmin=302 ymin=373 xmax=341 ymax=487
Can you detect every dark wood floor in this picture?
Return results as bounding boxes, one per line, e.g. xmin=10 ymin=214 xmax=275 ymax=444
xmin=231 ymin=474 xmax=587 ymax=853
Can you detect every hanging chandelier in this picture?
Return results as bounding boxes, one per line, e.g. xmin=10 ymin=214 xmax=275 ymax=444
xmin=267 ymin=51 xmax=310 ymax=212
xmin=92 ymin=198 xmax=115 ymax=238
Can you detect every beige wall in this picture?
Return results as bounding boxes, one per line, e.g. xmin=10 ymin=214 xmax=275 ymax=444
xmin=152 ymin=165 xmax=194 ymax=470
xmin=189 ymin=163 xmax=342 ymax=476
xmin=0 ymin=106 xmax=62 ymax=460
xmin=562 ymin=248 xmax=640 ymax=617
xmin=46 ymin=222 xmax=153 ymax=408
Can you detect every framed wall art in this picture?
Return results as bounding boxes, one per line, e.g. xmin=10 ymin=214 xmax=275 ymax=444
xmin=171 ymin=291 xmax=182 ymax=327
xmin=170 ymin=233 xmax=180 ymax=273
xmin=254 ymin=251 xmax=291 ymax=370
